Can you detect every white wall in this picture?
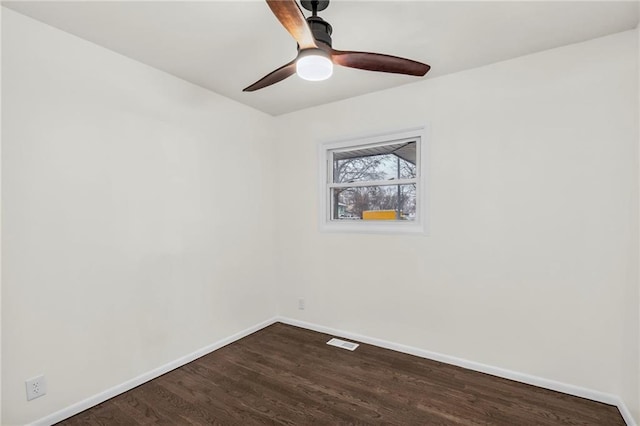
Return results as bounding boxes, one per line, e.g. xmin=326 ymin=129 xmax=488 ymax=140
xmin=1 ymin=8 xmax=278 ymax=425
xmin=274 ymin=30 xmax=639 ymax=421
xmin=636 ymin=21 xmax=640 ymax=425
xmin=0 ymin=6 xmax=4 ymax=425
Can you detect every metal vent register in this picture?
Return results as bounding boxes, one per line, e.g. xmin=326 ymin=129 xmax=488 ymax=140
xmin=326 ymin=338 xmax=359 ymax=351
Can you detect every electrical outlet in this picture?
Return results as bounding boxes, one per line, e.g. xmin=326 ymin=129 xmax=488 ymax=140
xmin=298 ymin=298 xmax=305 ymax=310
xmin=25 ymin=375 xmax=47 ymax=401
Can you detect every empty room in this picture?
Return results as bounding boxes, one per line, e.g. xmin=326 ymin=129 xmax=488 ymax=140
xmin=1 ymin=0 xmax=639 ymax=424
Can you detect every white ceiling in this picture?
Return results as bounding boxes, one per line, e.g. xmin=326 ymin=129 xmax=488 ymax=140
xmin=3 ymin=1 xmax=638 ymax=116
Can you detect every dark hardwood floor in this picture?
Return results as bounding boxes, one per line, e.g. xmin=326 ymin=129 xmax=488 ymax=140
xmin=58 ymin=323 xmax=625 ymax=425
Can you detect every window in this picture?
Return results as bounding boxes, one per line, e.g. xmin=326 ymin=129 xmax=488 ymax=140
xmin=319 ymin=127 xmax=427 ymax=234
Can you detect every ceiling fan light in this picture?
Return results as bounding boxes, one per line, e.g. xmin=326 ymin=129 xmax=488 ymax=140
xmin=296 ymin=53 xmax=333 ymax=81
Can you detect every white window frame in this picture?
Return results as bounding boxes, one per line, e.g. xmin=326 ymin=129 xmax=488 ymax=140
xmin=318 ymin=126 xmax=428 ymax=235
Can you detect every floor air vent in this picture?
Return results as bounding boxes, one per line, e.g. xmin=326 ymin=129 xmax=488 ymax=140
xmin=327 ymin=338 xmax=359 ymax=351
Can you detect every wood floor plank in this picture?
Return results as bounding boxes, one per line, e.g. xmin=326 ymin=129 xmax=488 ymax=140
xmin=57 ymin=323 xmax=626 ymax=425
xmin=111 ymin=392 xmax=179 ymax=426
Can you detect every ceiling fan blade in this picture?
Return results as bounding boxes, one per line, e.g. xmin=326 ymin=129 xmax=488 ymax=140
xmin=266 ymin=0 xmax=317 ymax=50
xmin=243 ymin=60 xmax=297 ymax=92
xmin=331 ymin=50 xmax=430 ymax=76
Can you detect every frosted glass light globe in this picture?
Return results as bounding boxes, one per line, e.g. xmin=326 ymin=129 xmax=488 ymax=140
xmin=296 ymin=54 xmax=333 ymax=81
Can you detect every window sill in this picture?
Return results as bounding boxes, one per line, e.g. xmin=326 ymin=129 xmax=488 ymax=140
xmin=320 ymin=220 xmax=426 ymax=235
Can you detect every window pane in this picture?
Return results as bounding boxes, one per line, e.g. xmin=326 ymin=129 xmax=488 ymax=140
xmin=333 ymin=142 xmax=416 ymax=183
xmin=331 ymin=184 xmax=416 ymax=221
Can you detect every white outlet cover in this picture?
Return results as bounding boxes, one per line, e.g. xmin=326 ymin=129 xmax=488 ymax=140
xmin=25 ymin=375 xmax=47 ymax=401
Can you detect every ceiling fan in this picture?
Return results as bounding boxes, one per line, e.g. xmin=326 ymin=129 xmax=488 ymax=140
xmin=243 ymin=0 xmax=431 ymax=92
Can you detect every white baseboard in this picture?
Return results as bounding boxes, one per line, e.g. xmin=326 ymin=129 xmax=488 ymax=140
xmin=276 ymin=316 xmax=637 ymax=426
xmin=29 ymin=317 xmax=279 ymax=426
xmin=621 ymin=404 xmax=638 ymax=426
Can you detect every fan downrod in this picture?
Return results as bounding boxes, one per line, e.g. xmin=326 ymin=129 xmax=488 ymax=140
xmin=300 ymin=0 xmax=330 ymax=14
xmin=300 ymin=0 xmax=332 ymax=47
